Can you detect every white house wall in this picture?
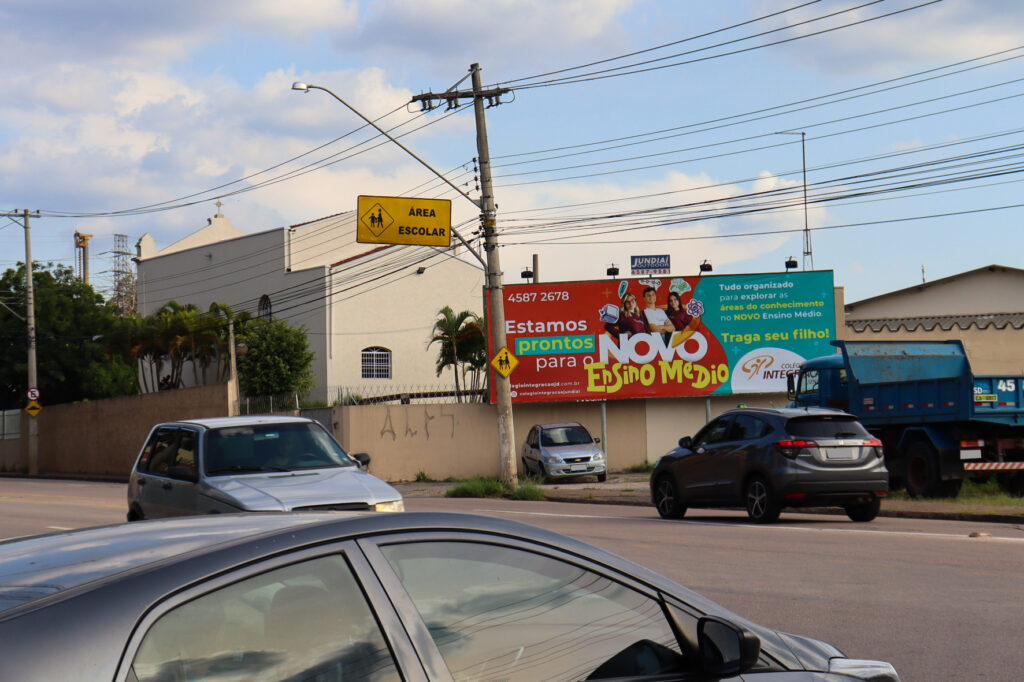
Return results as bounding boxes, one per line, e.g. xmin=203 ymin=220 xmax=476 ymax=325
xmin=136 ymin=211 xmax=485 ymax=401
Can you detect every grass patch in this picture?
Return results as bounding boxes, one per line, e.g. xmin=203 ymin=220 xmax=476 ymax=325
xmin=446 ymin=478 xmax=506 ymax=498
xmin=887 ymin=478 xmax=1024 ymax=507
xmin=414 ymin=471 xmax=433 ymax=482
xmin=624 ymin=462 xmax=654 ymax=474
xmin=508 ymin=483 xmax=545 ymax=501
xmin=445 ymin=478 xmax=547 ymax=501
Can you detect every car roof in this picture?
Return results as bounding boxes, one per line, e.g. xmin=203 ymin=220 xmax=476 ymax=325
xmin=0 ymin=512 xmax=687 ymax=617
xmin=723 ymin=406 xmax=855 ymax=419
xmin=161 ymin=415 xmax=313 ymax=429
xmin=535 ymin=422 xmax=585 ymax=429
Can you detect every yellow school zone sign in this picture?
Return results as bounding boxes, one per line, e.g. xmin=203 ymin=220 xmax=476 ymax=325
xmin=356 ymin=195 xmax=452 ymax=247
xmin=491 ymin=347 xmax=519 ymax=379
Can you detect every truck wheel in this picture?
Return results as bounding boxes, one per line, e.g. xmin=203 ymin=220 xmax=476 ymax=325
xmin=905 ymin=441 xmax=960 ymax=498
xmin=997 ymin=472 xmax=1024 ymax=497
xmin=653 ymin=475 xmax=686 ymax=519
xmin=845 ymin=498 xmax=881 ymax=522
xmin=745 ymin=476 xmax=781 ymax=524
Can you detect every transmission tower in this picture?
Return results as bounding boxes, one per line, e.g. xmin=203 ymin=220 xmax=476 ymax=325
xmin=110 ymin=234 xmax=137 ymax=316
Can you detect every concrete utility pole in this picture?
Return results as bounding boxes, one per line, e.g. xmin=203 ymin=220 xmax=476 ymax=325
xmin=411 ymin=64 xmax=518 ymax=487
xmin=2 ymin=209 xmax=41 ymax=474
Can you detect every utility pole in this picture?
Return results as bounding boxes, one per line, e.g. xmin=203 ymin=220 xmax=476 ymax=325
xmin=411 ymin=64 xmax=518 ymax=486
xmin=2 ymin=209 xmax=41 ymax=474
xmin=775 ymin=131 xmax=813 ymax=270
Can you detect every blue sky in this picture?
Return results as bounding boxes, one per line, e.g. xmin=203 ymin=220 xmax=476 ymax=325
xmin=2 ymin=0 xmax=1023 ymax=305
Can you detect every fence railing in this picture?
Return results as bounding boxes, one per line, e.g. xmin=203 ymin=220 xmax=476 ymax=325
xmin=240 ymin=384 xmax=486 ymax=414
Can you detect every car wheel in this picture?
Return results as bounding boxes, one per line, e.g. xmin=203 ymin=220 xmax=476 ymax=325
xmin=653 ymin=475 xmax=686 ymax=519
xmin=845 ymin=498 xmax=882 ymax=522
xmin=905 ymin=441 xmax=960 ymax=498
xmin=745 ymin=477 xmax=781 ymax=524
xmin=127 ymin=505 xmax=144 ymax=522
xmin=537 ymin=461 xmax=550 ymax=483
xmin=597 ymin=472 xmax=607 ymax=483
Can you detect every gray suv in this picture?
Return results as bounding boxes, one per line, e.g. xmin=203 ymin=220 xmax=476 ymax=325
xmin=651 ymin=407 xmax=888 ymax=523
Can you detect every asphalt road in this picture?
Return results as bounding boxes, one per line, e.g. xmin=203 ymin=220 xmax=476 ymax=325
xmin=2 ymin=478 xmax=1023 ymax=681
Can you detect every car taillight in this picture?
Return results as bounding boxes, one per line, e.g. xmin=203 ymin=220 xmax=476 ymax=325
xmin=864 ymin=438 xmax=883 ymax=457
xmin=775 ymin=439 xmax=817 ymax=459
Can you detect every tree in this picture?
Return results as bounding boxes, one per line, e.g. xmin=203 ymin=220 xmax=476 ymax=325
xmin=0 ymin=263 xmax=136 ymax=409
xmin=428 ymin=306 xmax=485 ymax=402
xmin=235 ymin=318 xmax=315 ymax=397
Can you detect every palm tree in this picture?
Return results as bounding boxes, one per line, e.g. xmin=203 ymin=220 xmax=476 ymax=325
xmin=428 ymin=307 xmax=484 ymax=403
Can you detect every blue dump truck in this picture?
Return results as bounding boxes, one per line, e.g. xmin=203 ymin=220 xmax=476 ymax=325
xmin=788 ymin=340 xmax=1024 ymax=498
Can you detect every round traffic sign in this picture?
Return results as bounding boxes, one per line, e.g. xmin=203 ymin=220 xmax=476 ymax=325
xmin=26 ymin=387 xmax=40 ymax=401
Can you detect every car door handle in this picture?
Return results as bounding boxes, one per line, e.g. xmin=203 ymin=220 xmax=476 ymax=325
xmin=138 ymin=478 xmax=147 ymax=486
xmin=162 ymin=482 xmax=173 ymax=490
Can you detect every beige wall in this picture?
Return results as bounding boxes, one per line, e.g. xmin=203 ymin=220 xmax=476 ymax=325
xmin=3 ymin=385 xmax=231 ymax=478
xmin=333 ymin=395 xmax=780 ymax=481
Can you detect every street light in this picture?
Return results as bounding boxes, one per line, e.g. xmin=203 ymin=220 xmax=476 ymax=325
xmin=606 ymin=264 xmax=619 ymax=278
xmin=774 ymin=131 xmax=813 ymax=271
xmin=292 ymin=71 xmax=519 ymax=487
xmin=699 ymin=260 xmax=713 ymax=273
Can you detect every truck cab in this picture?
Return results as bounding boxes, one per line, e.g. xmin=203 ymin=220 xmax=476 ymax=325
xmin=788 ymin=352 xmax=849 ymax=412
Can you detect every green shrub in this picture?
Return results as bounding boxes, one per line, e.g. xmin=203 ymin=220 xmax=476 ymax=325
xmin=624 ymin=462 xmax=654 ymax=474
xmin=414 ymin=471 xmax=433 ymax=482
xmin=446 ymin=478 xmax=505 ymax=498
xmin=508 ymin=483 xmax=545 ymax=501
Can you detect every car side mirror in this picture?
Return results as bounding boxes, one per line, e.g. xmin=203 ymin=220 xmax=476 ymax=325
xmin=678 ymin=436 xmax=692 ymax=449
xmin=696 ymin=616 xmax=761 ymax=677
xmin=352 ymin=452 xmax=371 ymax=470
xmin=167 ymin=466 xmax=198 ymax=483
xmin=593 ymin=437 xmax=601 ymax=443
xmin=786 ymin=371 xmax=797 ymax=401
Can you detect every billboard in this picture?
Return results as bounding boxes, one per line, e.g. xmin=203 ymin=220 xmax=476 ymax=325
xmin=488 ymin=271 xmax=836 ymax=403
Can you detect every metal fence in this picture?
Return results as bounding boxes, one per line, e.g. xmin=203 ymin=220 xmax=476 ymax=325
xmin=240 ymin=384 xmax=486 ymax=413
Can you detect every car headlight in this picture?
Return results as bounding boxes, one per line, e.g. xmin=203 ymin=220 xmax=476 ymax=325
xmin=592 ymin=451 xmax=604 ymax=461
xmin=374 ymin=500 xmax=405 ymax=513
xmin=542 ymin=454 xmax=564 ymax=463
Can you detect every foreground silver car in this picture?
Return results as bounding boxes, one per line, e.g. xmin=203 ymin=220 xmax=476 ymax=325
xmin=0 ymin=512 xmax=900 ymax=681
xmin=521 ymin=421 xmax=607 ymax=482
xmin=127 ymin=416 xmax=403 ymax=519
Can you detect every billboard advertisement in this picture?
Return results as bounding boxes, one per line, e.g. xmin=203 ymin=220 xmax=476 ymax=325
xmin=488 ymin=271 xmax=836 ymax=403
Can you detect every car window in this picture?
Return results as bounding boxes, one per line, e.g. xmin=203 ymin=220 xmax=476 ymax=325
xmin=131 ymin=554 xmax=401 ymax=682
xmin=141 ymin=428 xmax=179 ymax=476
xmin=205 ymin=422 xmax=356 ymax=474
xmin=731 ymin=414 xmax=771 ymax=441
xmin=380 ymin=541 xmax=685 ymax=681
xmin=540 ymin=426 xmax=593 ymax=446
xmin=526 ymin=428 xmax=537 ymax=447
xmin=169 ymin=430 xmax=197 ymax=479
xmin=799 ymin=369 xmax=819 ymax=394
xmin=693 ymin=417 xmax=733 ymax=446
xmin=786 ymin=416 xmax=871 ymax=438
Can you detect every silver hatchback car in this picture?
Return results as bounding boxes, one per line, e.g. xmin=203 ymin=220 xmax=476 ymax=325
xmin=521 ymin=421 xmax=607 ymax=482
xmin=651 ymin=407 xmax=888 ymax=523
xmin=127 ymin=416 xmax=403 ymax=520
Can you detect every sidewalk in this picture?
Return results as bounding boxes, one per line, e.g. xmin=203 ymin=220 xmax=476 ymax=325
xmin=394 ymin=473 xmax=1024 ymax=525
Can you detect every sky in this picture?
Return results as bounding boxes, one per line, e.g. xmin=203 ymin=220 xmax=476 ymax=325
xmin=2 ymin=0 xmax=1024 ymax=307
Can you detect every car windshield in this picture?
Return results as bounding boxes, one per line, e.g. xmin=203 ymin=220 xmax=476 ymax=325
xmin=540 ymin=426 xmax=593 ymax=446
xmin=205 ymin=422 xmax=356 ymax=475
xmin=786 ymin=416 xmax=870 ymax=439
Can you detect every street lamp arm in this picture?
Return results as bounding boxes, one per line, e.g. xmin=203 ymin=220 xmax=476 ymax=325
xmin=292 ymin=82 xmax=486 ymax=268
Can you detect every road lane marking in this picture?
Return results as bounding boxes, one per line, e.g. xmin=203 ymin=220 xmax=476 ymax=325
xmin=473 ymin=508 xmax=1024 ymax=543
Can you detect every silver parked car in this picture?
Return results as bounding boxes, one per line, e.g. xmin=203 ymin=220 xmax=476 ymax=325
xmin=521 ymin=421 xmax=607 ymax=482
xmin=127 ymin=416 xmax=403 ymax=520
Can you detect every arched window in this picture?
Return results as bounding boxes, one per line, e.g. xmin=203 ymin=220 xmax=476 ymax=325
xmin=361 ymin=347 xmax=391 ymax=379
xmin=258 ymin=295 xmax=272 ymax=320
